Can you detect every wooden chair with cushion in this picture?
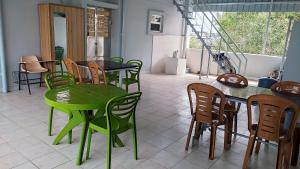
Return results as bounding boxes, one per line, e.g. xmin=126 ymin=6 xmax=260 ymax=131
xmin=88 ymin=61 xmax=108 ymax=86
xmin=217 ymin=73 xmax=248 ymax=144
xmin=63 ymin=58 xmax=90 ymax=84
xmin=242 ymin=94 xmax=299 ymax=169
xmin=185 ymin=83 xmax=230 ymax=160
xmin=271 ymin=81 xmax=300 ymax=166
xmin=19 ymin=55 xmax=49 ymax=94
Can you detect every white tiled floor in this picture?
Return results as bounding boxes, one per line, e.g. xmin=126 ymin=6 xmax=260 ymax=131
xmin=0 ymin=73 xmax=299 ymax=169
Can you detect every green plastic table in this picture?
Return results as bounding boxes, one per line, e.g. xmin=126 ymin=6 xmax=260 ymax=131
xmin=44 ymin=84 xmax=126 ymax=165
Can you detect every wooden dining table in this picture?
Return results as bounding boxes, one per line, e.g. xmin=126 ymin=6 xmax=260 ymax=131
xmin=206 ymin=80 xmax=300 ymax=166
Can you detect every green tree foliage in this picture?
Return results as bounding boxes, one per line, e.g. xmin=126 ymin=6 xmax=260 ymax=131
xmin=189 ymin=36 xmax=202 ymax=49
xmin=189 ymin=12 xmax=300 ymax=56
xmin=218 ymin=12 xmax=300 ymax=56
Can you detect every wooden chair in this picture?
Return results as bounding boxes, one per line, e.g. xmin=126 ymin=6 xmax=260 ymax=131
xmin=291 ymin=127 xmax=300 ymax=166
xmin=88 ymin=61 xmax=108 ymax=85
xmin=19 ymin=55 xmax=49 ymax=94
xmin=217 ymin=73 xmax=248 ymax=144
xmin=217 ymin=73 xmax=248 ymax=88
xmin=185 ymin=83 xmax=229 ymax=160
xmin=271 ymin=81 xmax=300 ymax=166
xmin=242 ymin=94 xmax=299 ymax=169
xmin=63 ymin=58 xmax=90 ymax=84
xmin=271 ymin=81 xmax=300 ymax=96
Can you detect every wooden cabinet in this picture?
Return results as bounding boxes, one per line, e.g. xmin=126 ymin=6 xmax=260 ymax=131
xmin=38 ymin=4 xmax=85 ymax=72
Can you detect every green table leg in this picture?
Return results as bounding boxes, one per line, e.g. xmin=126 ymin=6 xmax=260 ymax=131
xmin=115 ymin=135 xmax=125 ymax=147
xmin=76 ymin=110 xmax=90 ymax=165
xmin=52 ymin=111 xmax=82 ymax=145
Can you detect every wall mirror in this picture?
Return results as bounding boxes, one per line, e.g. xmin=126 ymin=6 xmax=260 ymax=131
xmin=53 ymin=12 xmax=67 ymax=70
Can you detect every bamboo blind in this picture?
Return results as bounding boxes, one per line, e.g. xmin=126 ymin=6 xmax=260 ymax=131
xmin=87 ymin=8 xmax=110 ymax=37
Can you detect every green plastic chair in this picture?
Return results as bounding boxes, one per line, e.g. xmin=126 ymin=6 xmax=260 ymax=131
xmin=122 ymin=60 xmax=143 ymax=92
xmin=85 ymin=92 xmax=142 ymax=169
xmin=45 ymin=72 xmax=76 ymax=143
xmin=55 ymin=46 xmax=64 ymax=72
xmin=106 ymin=57 xmax=124 ymax=85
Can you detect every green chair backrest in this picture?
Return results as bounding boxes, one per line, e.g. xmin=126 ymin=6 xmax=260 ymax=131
xmin=45 ymin=72 xmax=76 ymax=90
xmin=126 ymin=60 xmax=143 ymax=80
xmin=55 ymin=46 xmax=64 ymax=62
xmin=105 ymin=92 xmax=142 ymax=131
xmin=111 ymin=57 xmax=124 ymax=63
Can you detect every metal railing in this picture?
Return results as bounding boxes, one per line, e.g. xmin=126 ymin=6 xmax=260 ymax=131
xmin=174 ymin=0 xmax=248 ymax=75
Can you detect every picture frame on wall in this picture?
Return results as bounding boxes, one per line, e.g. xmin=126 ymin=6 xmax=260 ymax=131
xmin=148 ymin=10 xmax=164 ymax=34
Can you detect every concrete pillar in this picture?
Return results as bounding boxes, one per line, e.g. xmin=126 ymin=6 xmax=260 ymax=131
xmin=0 ymin=0 xmax=8 ymax=93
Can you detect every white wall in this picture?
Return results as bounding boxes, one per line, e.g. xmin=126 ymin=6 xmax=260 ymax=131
xmin=2 ymin=0 xmax=61 ymax=91
xmin=283 ymin=21 xmax=300 ymax=82
xmin=54 ymin=16 xmax=67 ymax=57
xmin=186 ymin=48 xmax=282 ymax=78
xmin=186 ymin=48 xmax=219 ymax=75
xmin=113 ymin=0 xmax=184 ymax=71
xmin=151 ymin=35 xmax=184 ymax=73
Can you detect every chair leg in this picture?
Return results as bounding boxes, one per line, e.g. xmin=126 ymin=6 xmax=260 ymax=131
xmin=48 ymin=107 xmax=54 ymax=136
xmin=60 ymin=62 xmax=63 ymax=72
xmin=209 ymin=124 xmax=217 ymax=160
xmin=86 ymin=128 xmax=93 ymax=160
xmin=255 ymin=138 xmax=262 ymax=154
xmin=68 ymin=114 xmax=73 ymax=144
xmin=132 ymin=120 xmax=138 ymax=160
xmin=283 ymin=141 xmax=293 ymax=169
xmin=137 ymin=81 xmax=141 ymax=92
xmin=18 ymin=71 xmax=21 ymax=90
xmin=291 ymin=127 xmax=300 ymax=166
xmin=227 ymin=114 xmax=233 ymax=145
xmin=224 ymin=120 xmax=230 ymax=150
xmin=40 ymin=72 xmax=43 ymax=87
xmin=242 ymin=131 xmax=257 ymax=169
xmin=25 ymin=72 xmax=31 ymax=95
xmin=185 ymin=117 xmax=195 ymax=151
xmin=194 ymin=122 xmax=202 ymax=140
xmin=234 ymin=114 xmax=238 ymax=134
xmin=106 ymin=134 xmax=112 ymax=169
xmin=126 ymin=84 xmax=129 ymax=93
xmin=276 ymin=141 xmax=284 ymax=169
